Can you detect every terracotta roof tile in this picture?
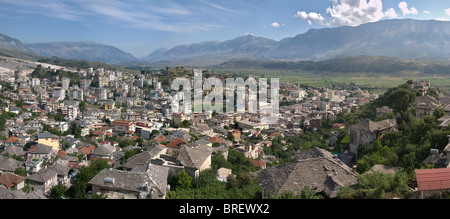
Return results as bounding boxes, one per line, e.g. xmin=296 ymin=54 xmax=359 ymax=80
xmin=166 ymin=138 xmax=187 ymax=148
xmin=415 ymin=168 xmax=450 ymax=191
xmin=5 ymin=137 xmax=19 ymax=144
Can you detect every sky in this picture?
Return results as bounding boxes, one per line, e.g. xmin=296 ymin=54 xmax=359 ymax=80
xmin=0 ymin=0 xmax=449 ymax=58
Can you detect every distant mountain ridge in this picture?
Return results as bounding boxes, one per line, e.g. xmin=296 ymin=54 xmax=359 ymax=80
xmin=0 ymin=33 xmax=30 ymax=53
xmin=25 ymin=41 xmax=138 ymax=64
xmin=142 ymin=35 xmax=277 ymax=65
xmin=143 ymin=19 xmax=450 ymax=66
xmin=1 ymin=19 xmax=450 ymax=66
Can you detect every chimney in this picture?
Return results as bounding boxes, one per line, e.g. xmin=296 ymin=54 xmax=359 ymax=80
xmin=430 ymin=149 xmax=439 ymax=155
xmin=104 ymin=177 xmax=115 ymax=184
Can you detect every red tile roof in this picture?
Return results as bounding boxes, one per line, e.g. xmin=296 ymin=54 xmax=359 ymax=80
xmin=5 ymin=137 xmax=19 ymax=144
xmin=166 ymin=138 xmax=187 ymax=148
xmin=0 ymin=172 xmax=25 ymax=189
xmin=112 ymin=120 xmax=133 ymax=126
xmin=415 ymin=168 xmax=450 ymax=191
xmin=57 ymin=150 xmax=67 ymax=157
xmin=154 ymin=135 xmax=167 ymax=142
xmin=208 ymin=136 xmax=223 ymax=143
xmin=250 ymin=159 xmax=266 ymax=168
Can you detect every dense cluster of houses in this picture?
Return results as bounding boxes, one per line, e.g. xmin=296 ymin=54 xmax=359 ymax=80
xmin=1 ymin=66 xmax=449 ymax=199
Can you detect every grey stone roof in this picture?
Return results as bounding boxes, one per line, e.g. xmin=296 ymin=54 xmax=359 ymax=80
xmin=422 ymin=153 xmax=447 ymax=168
xmin=337 ymin=151 xmax=356 ymax=165
xmin=27 ymin=169 xmax=57 ymax=183
xmin=91 ymin=145 xmax=114 ymax=157
xmin=255 ymin=148 xmax=358 ymax=198
xmin=415 ymin=95 xmax=439 ymax=109
xmin=177 ymin=145 xmax=212 ymax=170
xmin=51 ymin=163 xmax=71 ymax=176
xmin=89 ymin=165 xmax=169 ymax=199
xmin=0 ymin=186 xmax=26 ymax=199
xmin=132 ymin=163 xmax=170 ymax=197
xmin=23 ymin=191 xmax=47 ymax=199
xmin=36 ymin=132 xmax=58 ymax=139
xmin=349 ymin=118 xmax=395 ymax=133
xmin=291 ymin=147 xmax=333 ymax=161
xmin=1 ymin=146 xmax=26 ymax=157
xmin=27 ymin=144 xmax=53 ymax=155
xmin=0 ymin=155 xmax=24 ymax=172
xmin=123 ymin=146 xmax=164 ymax=170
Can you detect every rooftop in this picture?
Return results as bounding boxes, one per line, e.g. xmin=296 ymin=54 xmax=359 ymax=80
xmin=415 ymin=168 xmax=450 ymax=191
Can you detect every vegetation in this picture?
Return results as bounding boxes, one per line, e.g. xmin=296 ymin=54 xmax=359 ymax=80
xmin=219 ymin=56 xmax=450 ymax=76
xmin=166 ymin=168 xmax=262 ymax=199
xmin=62 ymin=159 xmax=110 ymax=199
xmin=337 ymin=171 xmax=411 ymax=199
xmin=167 ymin=150 xmax=262 ymax=199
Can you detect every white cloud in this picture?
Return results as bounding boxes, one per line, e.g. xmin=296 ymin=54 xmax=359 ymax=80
xmin=0 ymin=0 xmax=230 ymax=32
xmin=399 ymin=1 xmax=418 ymax=16
xmin=445 ymin=8 xmax=450 ymax=16
xmin=423 ymin=10 xmax=431 ymax=14
xmin=270 ymin=22 xmax=286 ymax=28
xmin=435 ymin=17 xmax=448 ymax=21
xmin=294 ymin=11 xmax=326 ymax=25
xmin=295 ymin=0 xmax=397 ymax=26
xmin=271 ymin=22 xmax=280 ymax=28
xmin=384 ymin=8 xmax=398 ymax=19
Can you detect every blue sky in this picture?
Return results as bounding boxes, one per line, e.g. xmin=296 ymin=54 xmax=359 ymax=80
xmin=0 ymin=0 xmax=449 ymax=58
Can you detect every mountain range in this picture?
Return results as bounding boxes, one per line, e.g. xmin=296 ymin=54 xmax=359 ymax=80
xmin=25 ymin=41 xmax=138 ymax=64
xmin=1 ymin=19 xmax=450 ymax=66
xmin=145 ymin=19 xmax=450 ymax=65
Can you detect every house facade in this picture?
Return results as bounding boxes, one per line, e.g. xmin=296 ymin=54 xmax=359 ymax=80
xmin=89 ymin=164 xmax=169 ymax=199
xmin=348 ymin=118 xmax=396 ymax=154
xmin=36 ymin=133 xmax=60 ymax=151
xmin=176 ymin=145 xmax=212 ymax=180
xmin=27 ymin=169 xmax=58 ymax=194
xmin=111 ymin=120 xmax=135 ymax=133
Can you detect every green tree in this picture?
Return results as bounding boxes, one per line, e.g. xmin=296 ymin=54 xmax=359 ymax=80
xmin=168 ymin=170 xmax=194 ymax=190
xmin=235 ymin=172 xmax=253 ymax=188
xmin=50 ymin=184 xmax=68 ymax=199
xmin=66 ymin=159 xmax=110 ymax=199
xmin=433 ymin=107 xmax=445 ymax=119
xmin=180 ymin=120 xmax=190 ymax=128
xmin=79 ymin=101 xmax=87 ymax=112
xmin=74 ymin=126 xmax=82 ymax=138
xmin=14 ymin=168 xmax=27 ymax=177
xmin=54 ymin=113 xmax=63 ymax=122
xmin=300 ymin=186 xmax=320 ymax=199
xmin=387 ymin=86 xmax=415 ymax=117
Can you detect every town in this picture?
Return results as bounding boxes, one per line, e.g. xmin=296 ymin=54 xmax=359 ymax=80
xmin=0 ymin=64 xmax=449 ymax=200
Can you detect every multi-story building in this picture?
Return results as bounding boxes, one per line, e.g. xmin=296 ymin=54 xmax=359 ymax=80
xmin=31 ymin=78 xmax=40 ymax=87
xmin=94 ymin=88 xmax=107 ymax=100
xmin=62 ymin=77 xmax=70 ymax=90
xmin=69 ymin=88 xmax=84 ymax=101
xmin=62 ymin=105 xmax=79 ymax=121
xmin=111 ymin=120 xmax=135 ymax=133
xmin=52 ymin=87 xmax=65 ymax=101
xmin=80 ymin=79 xmax=92 ymax=90
xmin=36 ymin=132 xmax=60 ymax=151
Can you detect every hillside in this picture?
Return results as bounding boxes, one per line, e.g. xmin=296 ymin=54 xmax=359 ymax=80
xmin=0 ymin=33 xmax=30 ymax=53
xmin=142 ymin=35 xmax=277 ymax=66
xmin=144 ymin=19 xmax=450 ymax=66
xmin=25 ymin=41 xmax=138 ymax=64
xmin=218 ymin=56 xmax=450 ymax=75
